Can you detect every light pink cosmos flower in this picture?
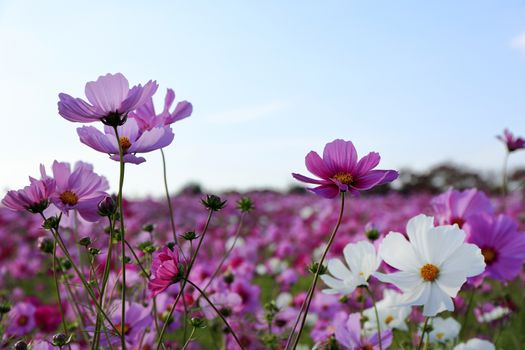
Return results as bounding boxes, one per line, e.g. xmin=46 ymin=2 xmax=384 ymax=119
xmin=58 ymin=73 xmax=158 ymax=126
xmin=77 ymin=118 xmax=174 ymax=164
xmin=335 ymin=312 xmax=393 ymax=350
xmin=497 ymin=128 xmax=525 ymax=152
xmin=148 ymin=247 xmax=186 ymax=297
xmin=292 ymin=139 xmax=398 ymax=198
xmin=103 ymin=300 xmax=152 ymax=347
xmin=2 ymin=176 xmax=55 ymax=214
xmin=130 ymin=88 xmax=193 ymax=131
xmin=47 ymin=161 xmax=109 ymax=222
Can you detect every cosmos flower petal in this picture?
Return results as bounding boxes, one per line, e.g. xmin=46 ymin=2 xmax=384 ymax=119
xmin=422 ymin=283 xmax=453 ymax=316
xmin=168 ymin=101 xmax=193 ymax=123
xmin=305 ymin=151 xmax=332 ymax=179
xmin=77 ymin=126 xmax=119 ymax=154
xmin=322 ymin=139 xmax=358 ymax=174
xmin=308 ymin=184 xmax=340 ymax=198
xmin=353 ymin=170 xmax=398 ymax=190
xmin=379 ymin=231 xmax=421 ymax=271
xmin=425 ymin=225 xmax=466 ymax=266
xmin=85 ymin=73 xmax=130 ymax=113
xmin=374 ymin=270 xmax=421 ymax=291
xmin=129 ymin=127 xmax=174 ymax=153
xmin=353 ymin=152 xmax=380 ymax=176
xmin=291 ymin=173 xmax=328 ymax=185
xmin=326 ymin=258 xmax=352 ymax=280
xmin=406 ymin=214 xmax=435 ymax=261
xmin=58 ymin=93 xmax=102 ymax=122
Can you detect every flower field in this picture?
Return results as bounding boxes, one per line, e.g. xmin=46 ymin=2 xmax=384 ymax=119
xmin=1 ymin=73 xmax=525 ymax=350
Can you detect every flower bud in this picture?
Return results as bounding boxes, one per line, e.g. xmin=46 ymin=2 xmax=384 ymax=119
xmin=0 ymin=302 xmax=11 ymax=314
xmin=181 ymin=231 xmax=197 ymax=241
xmin=52 ymin=333 xmax=70 ymax=347
xmin=142 ymin=224 xmax=155 ymax=233
xmin=365 ymin=224 xmax=380 ymax=241
xmin=138 ymin=241 xmax=156 ymax=254
xmin=97 ymin=195 xmax=117 ymax=217
xmin=38 ymin=237 xmax=54 ymax=254
xmin=201 ymin=195 xmax=227 ymax=211
xmin=78 ymin=237 xmax=92 ymax=247
xmin=236 ymin=197 xmax=254 ymax=213
xmin=14 ymin=341 xmax=28 ymax=350
xmin=42 ymin=215 xmax=61 ymax=230
xmin=307 ymin=261 xmax=327 ymax=275
xmin=190 ymin=317 xmax=207 ymax=328
xmin=88 ymin=248 xmax=100 ymax=256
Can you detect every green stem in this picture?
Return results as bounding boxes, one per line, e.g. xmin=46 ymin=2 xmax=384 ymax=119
xmin=417 ymin=317 xmax=430 ymax=350
xmin=185 ymin=279 xmax=246 ymax=350
xmin=113 ymin=126 xmax=127 ymax=350
xmin=366 ymin=286 xmax=382 ymax=350
xmin=201 ymin=213 xmax=246 ymax=295
xmin=124 ymin=239 xmax=150 ymax=278
xmin=93 ymin=217 xmax=116 ymax=349
xmin=52 ymin=240 xmax=71 ymax=350
xmin=156 ymin=210 xmax=214 ymax=349
xmin=160 ymin=148 xmax=182 ymax=251
xmin=287 ymin=192 xmax=346 ymax=349
xmin=41 ymin=215 xmax=119 ymax=335
xmin=181 ymin=327 xmax=196 ymax=350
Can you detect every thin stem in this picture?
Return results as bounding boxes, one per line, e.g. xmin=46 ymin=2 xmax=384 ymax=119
xmin=287 ymin=192 xmax=346 ymax=349
xmin=460 ymin=288 xmax=475 ymax=339
xmin=185 ymin=279 xmax=245 ymax=350
xmin=201 ymin=213 xmax=246 ymax=295
xmin=160 ymin=148 xmax=182 ymax=252
xmin=417 ymin=317 xmax=430 ymax=350
xmin=181 ymin=327 xmax=196 ymax=350
xmin=502 ymin=152 xmax=510 ymax=211
xmin=156 ymin=210 xmax=215 ymax=349
xmin=366 ymin=287 xmax=382 ymax=350
xmin=93 ymin=217 xmax=116 ymax=350
xmin=113 ymin=126 xmax=127 ymax=350
xmin=52 ymin=240 xmax=71 ymax=350
xmin=124 ymin=239 xmax=151 ymax=278
xmin=41 ymin=214 xmax=119 ymax=335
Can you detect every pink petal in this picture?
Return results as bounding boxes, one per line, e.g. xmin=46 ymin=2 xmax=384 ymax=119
xmin=322 ymin=139 xmax=358 ymax=174
xmin=85 ymin=73 xmax=129 ymax=113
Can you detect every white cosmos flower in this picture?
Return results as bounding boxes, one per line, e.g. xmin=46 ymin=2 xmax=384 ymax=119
xmin=427 ymin=317 xmax=460 ymax=343
xmin=321 ymin=240 xmax=381 ymax=295
xmin=374 ymin=214 xmax=485 ymax=316
xmin=363 ymin=289 xmax=411 ymax=333
xmin=453 ymin=338 xmax=495 ymax=350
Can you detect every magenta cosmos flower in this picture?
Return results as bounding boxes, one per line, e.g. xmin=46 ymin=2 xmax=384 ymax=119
xmin=148 ymin=247 xmax=186 ymax=297
xmin=47 ymin=161 xmax=109 ymax=222
xmin=58 ymin=73 xmax=158 ymax=126
xmin=6 ymin=302 xmax=36 ymax=336
xmin=77 ymin=118 xmax=174 ymax=164
xmin=129 ymin=88 xmax=193 ymax=131
xmin=466 ymin=214 xmax=525 ymax=282
xmin=2 ymin=176 xmax=55 ymax=214
xmin=292 ymin=139 xmax=398 ymax=198
xmin=432 ymin=188 xmax=493 ymax=229
xmin=497 ymin=128 xmax=525 ymax=152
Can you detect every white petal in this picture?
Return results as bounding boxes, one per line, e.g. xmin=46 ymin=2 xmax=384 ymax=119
xmin=327 ymin=258 xmax=352 ymax=280
xmin=374 ymin=271 xmax=421 ymax=291
xmin=422 ymin=283 xmax=454 ymax=316
xmin=440 ymin=243 xmax=486 ymax=278
xmin=379 ymin=232 xmax=421 ymax=272
xmin=406 ymin=214 xmax=435 ymax=262
xmin=425 ymin=225 xmax=465 ymax=266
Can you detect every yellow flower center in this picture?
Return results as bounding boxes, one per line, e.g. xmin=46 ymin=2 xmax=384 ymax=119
xmin=436 ymin=332 xmax=445 ymax=340
xmin=333 ymin=172 xmax=353 ymax=185
xmin=420 ymin=263 xmax=440 ymax=282
xmin=450 ymin=217 xmax=465 ymax=228
xmin=115 ymin=322 xmax=130 ymax=336
xmin=59 ymin=190 xmax=78 ymax=206
xmin=119 ymin=136 xmax=132 ymax=152
xmin=384 ymin=315 xmax=394 ymax=325
xmin=481 ymin=247 xmax=497 ymax=264
xmin=17 ymin=315 xmax=28 ymax=326
xmin=361 ymin=345 xmax=374 ymax=350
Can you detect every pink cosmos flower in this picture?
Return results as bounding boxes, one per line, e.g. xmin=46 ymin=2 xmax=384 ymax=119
xmin=47 ymin=161 xmax=109 ymax=222
xmin=148 ymin=247 xmax=186 ymax=297
xmin=7 ymin=302 xmax=36 ymax=336
xmin=466 ymin=214 xmax=525 ymax=282
xmin=335 ymin=312 xmax=392 ymax=350
xmin=58 ymin=73 xmax=158 ymax=126
xmin=497 ymin=129 xmax=525 ymax=152
xmin=431 ymin=188 xmax=493 ymax=229
xmin=77 ymin=118 xmax=174 ymax=164
xmin=292 ymin=139 xmax=398 ymax=198
xmin=2 ymin=176 xmax=55 ymax=214
xmin=129 ymin=88 xmax=193 ymax=131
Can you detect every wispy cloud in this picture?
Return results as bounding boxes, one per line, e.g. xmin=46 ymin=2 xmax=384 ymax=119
xmin=204 ymin=100 xmax=288 ymax=124
xmin=510 ymin=32 xmax=525 ymax=54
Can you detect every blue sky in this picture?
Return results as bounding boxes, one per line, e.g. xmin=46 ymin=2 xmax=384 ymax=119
xmin=1 ymin=1 xmax=525 ymax=196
